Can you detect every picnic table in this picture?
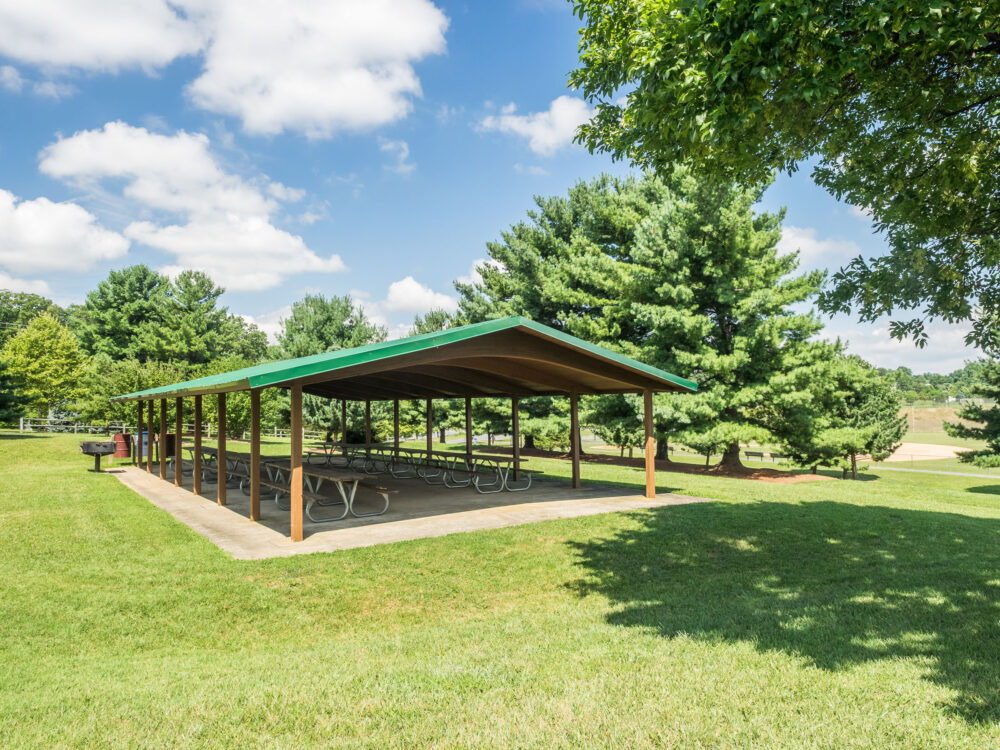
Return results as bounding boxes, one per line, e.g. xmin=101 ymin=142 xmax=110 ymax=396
xmin=258 ymin=457 xmax=392 ymax=522
xmin=324 ymin=445 xmax=536 ymax=493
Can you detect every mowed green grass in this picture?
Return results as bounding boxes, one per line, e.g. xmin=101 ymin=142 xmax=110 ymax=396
xmin=3 ymin=433 xmax=1000 ymax=747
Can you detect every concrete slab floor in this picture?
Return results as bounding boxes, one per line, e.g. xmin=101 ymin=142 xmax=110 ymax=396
xmin=110 ymin=464 xmax=713 ymax=559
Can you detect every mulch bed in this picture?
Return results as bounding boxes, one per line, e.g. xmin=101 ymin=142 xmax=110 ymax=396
xmin=474 ymin=445 xmax=832 ymax=484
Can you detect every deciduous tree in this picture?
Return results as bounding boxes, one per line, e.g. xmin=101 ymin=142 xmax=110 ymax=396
xmin=570 ymin=0 xmax=1000 ymax=352
xmin=1 ymin=313 xmax=84 ymax=417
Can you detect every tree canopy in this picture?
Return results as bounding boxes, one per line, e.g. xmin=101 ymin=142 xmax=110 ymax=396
xmin=1 ymin=313 xmax=84 ymax=417
xmin=944 ymin=360 xmax=1000 ymax=467
xmin=0 ymin=291 xmax=65 ymax=349
xmin=74 ymin=265 xmax=267 ymax=364
xmin=457 ymin=170 xmax=833 ymax=465
xmin=570 ymin=0 xmax=1000 ymax=353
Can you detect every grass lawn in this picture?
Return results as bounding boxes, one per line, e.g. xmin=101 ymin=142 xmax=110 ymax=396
xmin=903 ymin=431 xmax=987 ymax=450
xmin=4 ymin=432 xmax=1000 ymax=747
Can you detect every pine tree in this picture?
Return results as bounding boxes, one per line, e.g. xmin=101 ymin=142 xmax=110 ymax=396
xmin=945 ymin=361 xmax=1000 ymax=468
xmin=784 ymin=355 xmax=906 ymax=478
xmin=457 ymin=169 xmax=832 ymax=468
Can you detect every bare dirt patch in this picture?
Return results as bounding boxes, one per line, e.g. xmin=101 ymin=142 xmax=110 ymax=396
xmin=884 ymin=442 xmax=967 ymax=462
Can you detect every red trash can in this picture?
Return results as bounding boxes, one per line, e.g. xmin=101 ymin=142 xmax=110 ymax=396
xmin=113 ymin=433 xmax=132 ymax=459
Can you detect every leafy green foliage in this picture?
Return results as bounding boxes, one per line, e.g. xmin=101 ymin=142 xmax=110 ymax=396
xmin=410 ymin=308 xmax=455 ymax=335
xmin=74 ymin=265 xmax=172 ymax=361
xmin=458 ymin=170 xmax=832 ymax=466
xmin=585 ymin=394 xmax=642 ymax=455
xmin=276 ymin=294 xmax=387 ymax=431
xmin=73 ymin=266 xmax=267 ymax=364
xmin=74 ymin=356 xmax=192 ymax=426
xmin=0 ymin=313 xmax=84 ymax=417
xmin=571 ymin=0 xmax=1000 ymax=352
xmin=0 ymin=359 xmax=27 ymax=425
xmin=785 ymin=356 xmax=906 ymax=477
xmin=944 ymin=360 xmax=1000 ymax=467
xmin=0 ymin=291 xmax=65 ymax=349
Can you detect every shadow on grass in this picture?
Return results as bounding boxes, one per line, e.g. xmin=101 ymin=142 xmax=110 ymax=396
xmin=0 ymin=432 xmax=48 ymax=440
xmin=569 ymin=501 xmax=1000 ymax=724
xmin=967 ymin=485 xmax=1000 ymax=496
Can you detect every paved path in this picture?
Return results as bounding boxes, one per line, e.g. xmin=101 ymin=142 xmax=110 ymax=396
xmin=112 ymin=466 xmax=712 ymax=560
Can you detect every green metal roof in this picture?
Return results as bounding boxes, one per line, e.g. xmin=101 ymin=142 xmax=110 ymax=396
xmin=111 ymin=316 xmax=697 ymax=401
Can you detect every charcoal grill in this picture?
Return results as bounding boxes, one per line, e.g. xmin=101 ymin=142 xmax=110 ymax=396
xmin=80 ymin=441 xmax=116 ymax=472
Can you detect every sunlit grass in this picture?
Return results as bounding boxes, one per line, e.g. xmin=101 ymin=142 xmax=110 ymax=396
xmin=3 ymin=432 xmax=1000 ymax=747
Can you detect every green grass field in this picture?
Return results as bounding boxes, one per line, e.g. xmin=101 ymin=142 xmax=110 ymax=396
xmin=3 ymin=432 xmax=1000 ymax=747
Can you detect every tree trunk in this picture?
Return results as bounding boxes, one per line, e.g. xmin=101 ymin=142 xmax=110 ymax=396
xmin=439 ymin=427 xmax=446 ymax=444
xmin=628 ymin=445 xmax=633 ymax=458
xmin=850 ymin=452 xmax=858 ymax=480
xmin=655 ymin=436 xmax=672 ymax=462
xmin=619 ymin=446 xmax=624 ymax=457
xmin=719 ymin=443 xmax=743 ymax=469
xmin=524 ymin=434 xmax=536 ymax=450
xmin=705 ymin=453 xmax=711 ymax=467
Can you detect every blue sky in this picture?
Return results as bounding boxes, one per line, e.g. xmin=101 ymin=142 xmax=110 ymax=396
xmin=0 ymin=0 xmax=978 ymax=373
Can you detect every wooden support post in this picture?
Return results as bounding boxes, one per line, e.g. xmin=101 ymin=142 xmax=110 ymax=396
xmin=174 ymin=397 xmax=183 ymax=487
xmin=146 ymin=401 xmax=154 ymax=473
xmin=570 ymin=393 xmax=580 ymax=489
xmin=136 ymin=401 xmax=144 ymax=466
xmin=643 ymin=389 xmax=655 ymax=499
xmin=290 ymin=384 xmax=304 ymax=542
xmin=365 ymin=400 xmax=371 ymax=457
xmin=217 ymin=393 xmax=227 ymax=506
xmin=512 ymin=396 xmax=520 ymax=481
xmin=426 ymin=398 xmax=433 ymax=465
xmin=250 ymin=389 xmax=261 ymax=522
xmin=193 ymin=395 xmax=202 ymax=496
xmin=158 ymin=399 xmax=167 ymax=480
xmin=341 ymin=399 xmax=348 ymax=455
xmin=393 ymin=399 xmax=400 ymax=461
xmin=465 ymin=396 xmax=472 ymax=459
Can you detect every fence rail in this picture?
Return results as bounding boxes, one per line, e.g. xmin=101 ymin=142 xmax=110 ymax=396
xmin=19 ymin=418 xmax=215 ymax=436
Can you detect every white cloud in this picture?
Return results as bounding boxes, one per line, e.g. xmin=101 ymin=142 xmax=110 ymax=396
xmin=352 ymin=276 xmax=457 ymax=338
xmin=513 ymin=163 xmax=548 ymax=176
xmin=38 ymin=121 xmax=345 ymax=291
xmin=0 ymin=0 xmax=203 ymax=72
xmin=132 ymin=216 xmax=345 ymax=292
xmin=188 ymin=0 xmax=448 ymax=138
xmin=0 ymin=65 xmax=23 ymax=92
xmin=267 ymin=182 xmax=305 ymax=202
xmin=0 ymin=0 xmax=448 ymax=138
xmin=456 ymin=259 xmax=487 ymax=286
xmin=383 ymin=276 xmax=457 ymax=313
xmin=478 ymin=95 xmax=592 ymax=155
xmin=0 ymin=270 xmax=51 ymax=295
xmin=378 ymin=138 xmax=415 ymax=175
xmin=777 ymin=225 xmax=862 ymax=271
xmin=32 ymin=80 xmax=76 ymax=99
xmin=0 ymin=189 xmax=128 ymax=273
xmin=241 ymin=305 xmax=291 ymax=344
xmin=435 ymin=104 xmax=462 ymax=123
xmin=849 ymin=204 xmax=873 ymax=220
xmin=825 ymin=315 xmax=980 ymax=374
